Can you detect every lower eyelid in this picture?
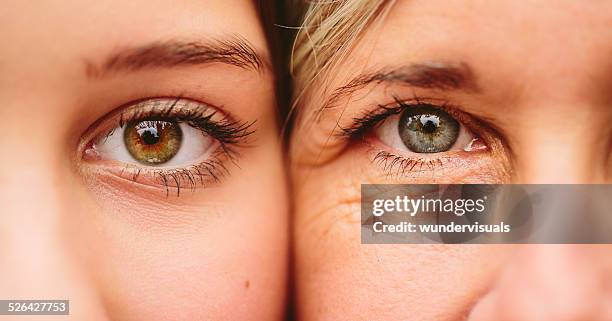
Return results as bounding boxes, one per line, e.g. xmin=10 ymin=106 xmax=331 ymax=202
xmin=366 ymin=129 xmax=482 ymax=159
xmin=80 ymin=149 xmax=231 ymax=196
xmin=359 ymin=135 xmax=491 ymax=177
xmin=347 ymin=135 xmax=509 ymax=184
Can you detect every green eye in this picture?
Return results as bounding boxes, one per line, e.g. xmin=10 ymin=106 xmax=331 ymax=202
xmin=398 ymin=105 xmax=459 ymax=153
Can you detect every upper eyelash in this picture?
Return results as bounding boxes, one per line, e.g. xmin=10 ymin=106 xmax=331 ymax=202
xmin=338 ymin=95 xmax=489 ymax=177
xmin=339 ymin=96 xmax=451 ymax=140
xmin=110 ymin=97 xmax=255 ymax=151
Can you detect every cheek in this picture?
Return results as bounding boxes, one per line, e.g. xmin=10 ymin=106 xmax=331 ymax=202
xmin=81 ymin=153 xmax=288 ymax=320
xmin=293 ymin=161 xmax=511 ymax=320
xmin=88 ymin=202 xmax=287 ymax=320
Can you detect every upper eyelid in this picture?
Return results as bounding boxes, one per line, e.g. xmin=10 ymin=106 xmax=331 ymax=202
xmin=78 ymin=97 xmax=254 ymax=155
xmin=319 ymin=62 xmax=480 ymax=117
xmin=79 ymin=98 xmax=207 ymax=141
xmin=339 ymin=96 xmax=476 ymax=140
xmin=116 ymin=98 xmax=219 ymax=127
xmin=85 ymin=96 xmax=231 ymax=130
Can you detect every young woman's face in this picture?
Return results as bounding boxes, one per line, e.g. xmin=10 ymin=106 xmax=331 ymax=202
xmin=291 ymin=0 xmax=612 ymax=320
xmin=1 ymin=1 xmax=287 ymax=320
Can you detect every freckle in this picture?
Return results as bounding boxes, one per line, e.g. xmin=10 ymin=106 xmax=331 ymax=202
xmin=245 ymin=280 xmax=250 ymax=289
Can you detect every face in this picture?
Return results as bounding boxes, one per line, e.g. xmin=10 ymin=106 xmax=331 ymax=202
xmin=291 ymin=1 xmax=612 ymax=320
xmin=0 ymin=1 xmax=287 ymax=320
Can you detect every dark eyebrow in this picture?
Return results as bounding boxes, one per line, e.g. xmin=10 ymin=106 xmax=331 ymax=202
xmin=86 ymin=35 xmax=269 ymax=78
xmin=323 ymin=62 xmax=479 ymax=111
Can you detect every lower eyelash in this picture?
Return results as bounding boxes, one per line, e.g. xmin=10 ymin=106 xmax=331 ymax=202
xmin=373 ymin=150 xmax=447 ymax=177
xmin=114 ymin=150 xmax=231 ymax=197
xmin=342 ymin=95 xmax=494 ymax=178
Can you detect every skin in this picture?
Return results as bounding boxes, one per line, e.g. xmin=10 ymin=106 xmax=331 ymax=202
xmin=291 ymin=0 xmax=612 ymax=320
xmin=0 ymin=1 xmax=287 ymax=320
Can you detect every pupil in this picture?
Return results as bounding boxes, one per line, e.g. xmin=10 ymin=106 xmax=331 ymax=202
xmin=421 ymin=119 xmax=438 ymax=134
xmin=141 ymin=129 xmax=160 ymax=145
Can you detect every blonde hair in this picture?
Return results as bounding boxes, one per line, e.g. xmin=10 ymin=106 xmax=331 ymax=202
xmin=290 ymin=0 xmax=392 ymax=104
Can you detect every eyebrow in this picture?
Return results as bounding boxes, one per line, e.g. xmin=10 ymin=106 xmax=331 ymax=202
xmin=322 ymin=62 xmax=479 ymax=111
xmin=85 ymin=35 xmax=269 ymax=78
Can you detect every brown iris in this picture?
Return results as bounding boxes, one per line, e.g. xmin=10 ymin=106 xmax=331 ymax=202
xmin=124 ymin=119 xmax=183 ymax=165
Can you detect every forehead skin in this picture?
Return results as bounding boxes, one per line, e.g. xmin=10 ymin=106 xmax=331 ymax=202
xmin=341 ymin=0 xmax=612 ymax=104
xmin=0 ymin=0 xmax=268 ymax=85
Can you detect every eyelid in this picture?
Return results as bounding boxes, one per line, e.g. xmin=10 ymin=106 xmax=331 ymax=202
xmin=77 ymin=96 xmax=255 ymax=196
xmin=340 ymin=95 xmax=490 ymax=146
xmin=81 ymin=98 xmax=202 ymax=149
xmin=334 ymin=96 xmax=492 ymax=176
xmin=78 ymin=97 xmax=253 ymax=157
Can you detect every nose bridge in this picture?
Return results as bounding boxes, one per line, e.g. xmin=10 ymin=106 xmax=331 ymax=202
xmin=0 ymin=207 xmax=73 ymax=295
xmin=501 ymin=245 xmax=603 ymax=294
xmin=0 ymin=213 xmax=110 ymax=321
xmin=504 ymin=246 xmax=609 ymax=317
xmin=0 ymin=172 xmax=109 ymax=320
xmin=0 ymin=143 xmax=68 ymax=219
xmin=517 ymin=138 xmax=594 ymax=183
xmin=0 ymin=114 xmax=110 ymax=319
xmin=0 ymin=88 xmax=78 ymax=216
xmin=510 ymin=101 xmax=605 ymax=183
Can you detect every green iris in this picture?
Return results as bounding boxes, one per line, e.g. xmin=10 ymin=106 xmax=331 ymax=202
xmin=398 ymin=105 xmax=459 ymax=153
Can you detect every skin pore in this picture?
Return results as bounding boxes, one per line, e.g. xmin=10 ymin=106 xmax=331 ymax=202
xmin=0 ymin=1 xmax=287 ymax=320
xmin=291 ymin=0 xmax=612 ymax=320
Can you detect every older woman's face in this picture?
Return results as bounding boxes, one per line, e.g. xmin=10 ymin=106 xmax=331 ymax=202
xmin=0 ymin=0 xmax=287 ymax=320
xmin=291 ymin=0 xmax=612 ymax=320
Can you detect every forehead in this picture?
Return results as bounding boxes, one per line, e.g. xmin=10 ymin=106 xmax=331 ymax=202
xmin=317 ymin=0 xmax=612 ymax=108
xmin=353 ymin=0 xmax=612 ymax=72
xmin=1 ymin=0 xmax=266 ymax=67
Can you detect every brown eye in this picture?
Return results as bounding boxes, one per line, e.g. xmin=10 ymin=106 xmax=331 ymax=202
xmin=124 ymin=119 xmax=183 ymax=165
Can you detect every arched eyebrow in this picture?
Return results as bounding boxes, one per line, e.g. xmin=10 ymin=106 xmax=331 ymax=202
xmin=85 ymin=35 xmax=270 ymax=78
xmin=322 ymin=62 xmax=480 ymax=111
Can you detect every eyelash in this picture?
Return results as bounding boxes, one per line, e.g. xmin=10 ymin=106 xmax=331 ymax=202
xmin=339 ymin=96 xmax=484 ymax=176
xmin=340 ymin=96 xmax=452 ymax=138
xmin=85 ymin=97 xmax=255 ymax=196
